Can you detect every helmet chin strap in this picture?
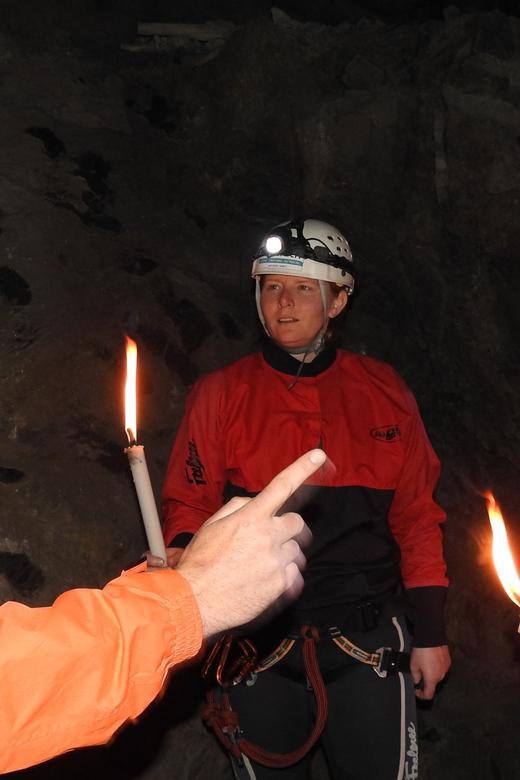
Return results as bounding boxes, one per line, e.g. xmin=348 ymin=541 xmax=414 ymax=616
xmin=255 ymin=280 xmax=330 ymax=389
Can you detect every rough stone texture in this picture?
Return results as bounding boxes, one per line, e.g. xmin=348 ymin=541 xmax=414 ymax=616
xmin=2 ymin=2 xmax=520 ymax=778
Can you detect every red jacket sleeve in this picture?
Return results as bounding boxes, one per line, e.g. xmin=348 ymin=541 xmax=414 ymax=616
xmin=387 ymin=379 xmax=448 ymax=592
xmin=0 ymin=566 xmax=203 ymax=774
xmin=385 ymin=376 xmax=448 ymax=645
xmin=162 ymin=372 xmax=228 ymax=546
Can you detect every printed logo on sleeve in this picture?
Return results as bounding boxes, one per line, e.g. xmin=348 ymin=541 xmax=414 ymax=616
xmin=370 ymin=425 xmax=402 ymax=442
xmin=185 ymin=440 xmax=207 ymax=485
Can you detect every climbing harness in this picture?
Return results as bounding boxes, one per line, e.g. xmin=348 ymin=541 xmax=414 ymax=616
xmin=202 ymin=623 xmax=410 ymax=770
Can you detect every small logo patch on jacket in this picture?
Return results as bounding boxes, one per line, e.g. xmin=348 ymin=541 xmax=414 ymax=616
xmin=370 ymin=425 xmax=402 ymax=442
xmin=185 ymin=440 xmax=207 ymax=485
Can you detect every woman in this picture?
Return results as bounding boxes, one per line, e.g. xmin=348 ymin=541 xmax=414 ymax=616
xmin=161 ymin=219 xmax=450 ymax=779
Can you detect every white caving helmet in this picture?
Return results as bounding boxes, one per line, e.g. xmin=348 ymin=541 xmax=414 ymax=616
xmin=251 ymin=218 xmax=356 ymax=357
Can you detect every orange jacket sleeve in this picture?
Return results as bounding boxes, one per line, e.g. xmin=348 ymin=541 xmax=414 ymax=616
xmin=0 ymin=565 xmax=203 ymax=774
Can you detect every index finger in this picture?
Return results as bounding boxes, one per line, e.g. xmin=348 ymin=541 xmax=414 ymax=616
xmin=249 ymin=449 xmax=327 ymax=516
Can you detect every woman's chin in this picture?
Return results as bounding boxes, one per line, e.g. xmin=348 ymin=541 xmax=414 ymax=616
xmin=271 ymin=332 xmax=307 ymax=351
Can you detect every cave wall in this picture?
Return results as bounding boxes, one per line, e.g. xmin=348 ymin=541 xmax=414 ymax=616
xmin=2 ymin=4 xmax=520 ymax=778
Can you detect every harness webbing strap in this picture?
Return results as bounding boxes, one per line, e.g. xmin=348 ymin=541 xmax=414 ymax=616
xmin=254 ymin=637 xmax=295 ymax=673
xmin=329 ymin=628 xmax=411 ymax=676
xmin=329 ymin=629 xmax=380 ymax=665
xmin=204 ymin=626 xmax=327 ymax=769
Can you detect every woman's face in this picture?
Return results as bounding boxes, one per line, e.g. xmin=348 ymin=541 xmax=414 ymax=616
xmin=260 ymin=274 xmax=347 ymax=351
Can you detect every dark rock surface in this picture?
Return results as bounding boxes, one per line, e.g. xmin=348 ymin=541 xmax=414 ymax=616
xmin=2 ymin=2 xmax=520 ymax=778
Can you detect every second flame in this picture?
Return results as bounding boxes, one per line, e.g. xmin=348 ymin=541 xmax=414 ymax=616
xmin=486 ymin=491 xmax=520 ymax=608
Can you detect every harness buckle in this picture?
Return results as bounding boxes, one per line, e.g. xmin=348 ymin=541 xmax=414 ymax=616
xmin=374 ymin=647 xmax=410 ymax=678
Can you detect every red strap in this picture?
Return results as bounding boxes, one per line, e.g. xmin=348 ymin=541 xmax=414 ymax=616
xmin=203 ymin=626 xmax=328 ymax=768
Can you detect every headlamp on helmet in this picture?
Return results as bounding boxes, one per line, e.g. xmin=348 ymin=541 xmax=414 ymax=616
xmin=264 ymin=232 xmax=287 ymax=256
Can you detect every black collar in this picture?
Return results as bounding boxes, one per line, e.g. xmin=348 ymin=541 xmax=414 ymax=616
xmin=262 ymin=338 xmax=337 ymax=377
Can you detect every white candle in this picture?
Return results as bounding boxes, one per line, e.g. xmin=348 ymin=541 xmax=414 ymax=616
xmin=125 ymin=443 xmax=168 ymax=561
xmin=125 ymin=336 xmax=167 ymax=564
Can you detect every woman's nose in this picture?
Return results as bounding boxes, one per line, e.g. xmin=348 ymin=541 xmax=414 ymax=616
xmin=278 ymin=290 xmax=293 ymax=307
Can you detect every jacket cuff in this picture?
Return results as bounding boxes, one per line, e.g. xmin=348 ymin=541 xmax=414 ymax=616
xmin=169 ymin=532 xmax=194 ymax=549
xmin=406 ymin=585 xmax=448 ymax=647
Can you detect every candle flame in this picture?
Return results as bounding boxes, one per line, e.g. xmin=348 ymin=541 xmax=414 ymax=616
xmin=485 ymin=491 xmax=520 ymax=608
xmin=125 ymin=336 xmax=137 ymax=444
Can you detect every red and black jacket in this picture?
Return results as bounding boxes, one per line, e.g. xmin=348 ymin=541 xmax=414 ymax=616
xmin=162 ymin=341 xmax=448 ymax=646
